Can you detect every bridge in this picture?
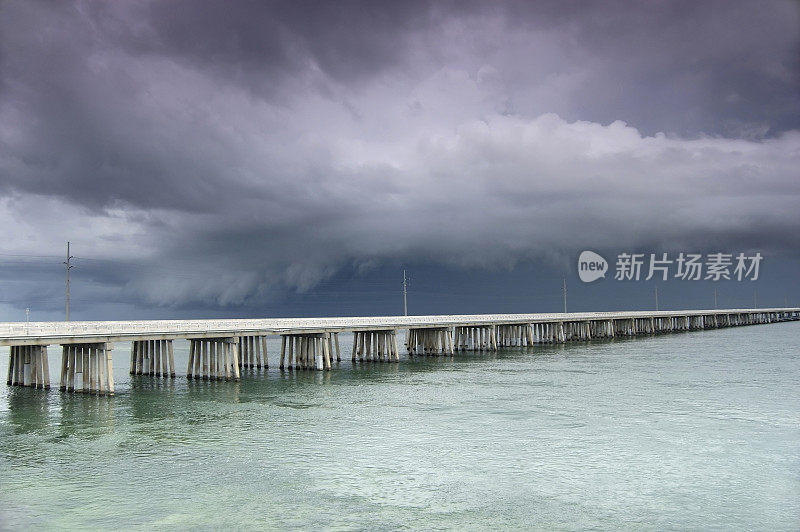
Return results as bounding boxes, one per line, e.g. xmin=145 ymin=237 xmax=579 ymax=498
xmin=3 ymin=308 xmax=798 ymax=396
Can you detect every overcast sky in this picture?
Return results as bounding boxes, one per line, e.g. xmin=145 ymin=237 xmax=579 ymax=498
xmin=1 ymin=0 xmax=798 ymax=321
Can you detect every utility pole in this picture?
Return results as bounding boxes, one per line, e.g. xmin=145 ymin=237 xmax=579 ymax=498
xmin=64 ymin=241 xmax=73 ymax=321
xmin=402 ymin=269 xmax=408 ymax=316
xmin=25 ymin=307 xmax=30 ymax=335
xmin=655 ymin=286 xmax=659 ymax=311
xmin=562 ymin=278 xmax=567 ymax=313
xmin=714 ymin=288 xmax=717 ymax=309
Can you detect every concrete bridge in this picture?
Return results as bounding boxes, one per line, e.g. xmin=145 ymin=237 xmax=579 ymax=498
xmin=3 ymin=308 xmax=798 ymax=396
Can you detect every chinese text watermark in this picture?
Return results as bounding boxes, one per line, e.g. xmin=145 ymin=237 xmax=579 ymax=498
xmin=579 ymin=252 xmax=762 ymax=283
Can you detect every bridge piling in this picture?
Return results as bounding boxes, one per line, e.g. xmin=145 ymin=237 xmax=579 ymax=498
xmin=186 ymin=338 xmax=240 ymax=381
xmin=56 ymin=343 xmax=113 ymax=395
xmin=238 ymin=336 xmax=267 ymax=370
xmin=130 ymin=340 xmax=175 ymax=378
xmin=455 ymin=326 xmax=497 ymax=351
xmin=407 ymin=328 xmax=452 ymax=356
xmin=279 ymin=333 xmax=335 ymax=370
xmin=351 ymin=330 xmax=399 ymax=362
xmin=6 ymin=345 xmax=50 ymax=389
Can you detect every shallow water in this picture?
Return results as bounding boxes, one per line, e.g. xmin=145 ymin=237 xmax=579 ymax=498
xmin=1 ymin=322 xmax=799 ymax=530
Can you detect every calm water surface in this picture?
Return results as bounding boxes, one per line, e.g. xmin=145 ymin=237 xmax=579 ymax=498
xmin=1 ymin=322 xmax=799 ymax=530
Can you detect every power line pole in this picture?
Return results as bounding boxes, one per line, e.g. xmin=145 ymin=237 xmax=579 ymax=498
xmin=402 ymin=269 xmax=408 ymax=316
xmin=64 ymin=241 xmax=73 ymax=321
xmin=562 ymin=277 xmax=567 ymax=313
xmin=655 ymin=286 xmax=659 ymax=311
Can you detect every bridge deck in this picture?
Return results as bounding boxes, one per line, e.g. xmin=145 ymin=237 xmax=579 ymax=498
xmin=1 ymin=308 xmax=797 ymax=346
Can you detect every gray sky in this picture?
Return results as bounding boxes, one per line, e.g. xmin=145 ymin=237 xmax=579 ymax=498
xmin=1 ymin=0 xmax=798 ymax=320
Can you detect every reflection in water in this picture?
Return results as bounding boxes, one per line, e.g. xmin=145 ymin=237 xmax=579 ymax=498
xmin=129 ymin=374 xmax=178 ymax=391
xmin=6 ymin=388 xmax=50 ymax=434
xmin=128 ymin=375 xmax=182 ymax=424
xmin=238 ymin=366 xmax=270 ymax=377
xmin=185 ymin=376 xmax=242 ymax=403
xmin=56 ymin=392 xmax=115 ymax=439
xmin=275 ymin=367 xmax=334 ymax=385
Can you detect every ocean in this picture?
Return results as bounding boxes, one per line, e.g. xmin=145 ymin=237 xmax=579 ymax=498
xmin=1 ymin=321 xmax=798 ymax=530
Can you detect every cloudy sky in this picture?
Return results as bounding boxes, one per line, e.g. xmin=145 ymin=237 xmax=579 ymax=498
xmin=0 ymin=0 xmax=798 ymax=321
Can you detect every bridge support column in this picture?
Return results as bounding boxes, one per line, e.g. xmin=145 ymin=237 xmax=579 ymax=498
xmin=454 ymin=326 xmax=497 ymax=351
xmin=59 ymin=343 xmax=113 ymax=396
xmin=407 ymin=328 xmax=453 ymax=356
xmin=7 ymin=345 xmax=50 ymax=389
xmin=238 ymin=335 xmax=268 ymax=370
xmin=285 ymin=335 xmax=309 ymax=369
xmin=351 ymin=330 xmax=399 ymax=362
xmin=496 ymin=324 xmax=534 ymax=348
xmin=535 ymin=323 xmax=544 ymax=342
xmin=280 ymin=333 xmax=337 ymax=370
xmin=535 ymin=322 xmax=554 ymax=343
xmin=130 ymin=340 xmax=175 ymax=378
xmin=333 ymin=332 xmax=341 ymax=362
xmin=187 ymin=338 xmax=240 ymax=381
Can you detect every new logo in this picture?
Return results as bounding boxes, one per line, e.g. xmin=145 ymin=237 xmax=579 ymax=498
xmin=578 ymin=251 xmax=608 ymax=283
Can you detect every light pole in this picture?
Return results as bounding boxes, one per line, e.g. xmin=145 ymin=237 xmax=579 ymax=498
xmin=64 ymin=241 xmax=73 ymax=321
xmin=402 ymin=269 xmax=408 ymax=316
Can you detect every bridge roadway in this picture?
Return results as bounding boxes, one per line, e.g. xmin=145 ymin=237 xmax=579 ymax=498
xmin=2 ymin=307 xmax=799 ymax=395
xmin=2 ymin=308 xmax=798 ymax=345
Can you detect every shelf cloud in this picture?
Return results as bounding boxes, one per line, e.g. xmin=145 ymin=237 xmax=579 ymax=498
xmin=1 ymin=0 xmax=798 ymax=315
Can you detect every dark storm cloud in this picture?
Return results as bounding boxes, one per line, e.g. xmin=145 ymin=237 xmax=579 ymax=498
xmin=0 ymin=0 xmax=798 ymax=317
xmin=473 ymin=0 xmax=800 ymax=136
xmin=136 ymin=0 xmax=435 ymax=84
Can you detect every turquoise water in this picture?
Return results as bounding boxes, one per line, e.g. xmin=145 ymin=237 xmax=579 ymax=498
xmin=1 ymin=322 xmax=799 ymax=530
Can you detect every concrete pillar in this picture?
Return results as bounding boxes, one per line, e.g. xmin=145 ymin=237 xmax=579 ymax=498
xmin=7 ymin=345 xmax=51 ymax=389
xmin=186 ymin=338 xmax=239 ymax=381
xmin=53 ymin=342 xmax=113 ymax=395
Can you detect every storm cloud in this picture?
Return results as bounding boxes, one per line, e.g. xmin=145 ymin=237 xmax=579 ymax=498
xmin=0 ymin=0 xmax=798 ymax=317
